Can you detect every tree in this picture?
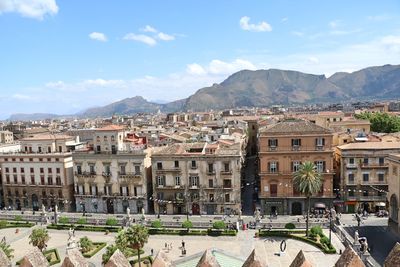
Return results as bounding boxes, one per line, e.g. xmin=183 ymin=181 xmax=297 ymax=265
xmin=355 ymin=112 xmax=400 ymax=133
xmin=124 ymin=225 xmax=149 ymax=267
xmin=79 ymin=236 xmax=93 ymax=253
xmin=29 ymin=227 xmax=50 ymax=251
xmin=212 ymin=221 xmax=226 ymax=229
xmin=102 ymin=244 xmax=118 ymax=264
xmin=0 ymin=240 xmax=13 ymax=259
xmin=293 ymin=161 xmax=322 ymax=236
xmin=182 ymin=220 xmax=193 ymax=231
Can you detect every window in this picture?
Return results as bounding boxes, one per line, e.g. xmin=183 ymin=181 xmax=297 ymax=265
xmin=30 ymin=168 xmax=34 ymax=173
xmin=157 ymin=162 xmax=163 ymax=170
xmin=47 ymin=147 xmax=51 ymax=153
xmin=48 ymin=168 xmax=52 ymax=174
xmin=225 ymin=194 xmax=230 ymax=202
xmin=209 ymin=193 xmax=214 ymax=202
xmin=175 ymin=176 xmax=181 ymax=186
xmin=55 ymin=158 xmax=59 ymax=162
xmin=174 ymin=161 xmax=179 ymax=168
xmin=89 ymin=165 xmax=95 ymax=175
xmin=56 ymin=168 xmax=60 ymax=174
xmin=363 ymin=190 xmax=369 ymax=197
xmin=157 ymin=192 xmax=164 ymax=200
xmin=208 ymin=179 xmax=214 ymax=188
xmin=4 ymin=158 xmax=7 ymax=162
xmin=270 ymin=184 xmax=278 ymax=196
xmin=378 ymin=173 xmax=385 ymax=182
xmin=224 ymin=163 xmax=230 ymax=172
xmin=104 ymin=136 xmax=108 ymax=142
xmin=363 ymin=157 xmax=369 ymax=165
xmin=269 ymin=161 xmax=278 ymax=173
xmin=21 ymin=175 xmax=25 ymax=184
xmin=348 ymin=173 xmax=354 ymax=183
xmin=41 ymin=176 xmax=45 ymax=185
xmin=189 ymin=176 xmax=199 ymax=187
xmin=363 ymin=173 xmax=369 ymax=182
xmin=5 ymin=168 xmax=8 ymax=173
xmin=47 ymin=176 xmax=53 ymax=185
xmin=58 ymin=146 xmax=62 ymax=152
xmin=134 ymin=165 xmax=140 ymax=175
xmin=120 ymin=165 xmax=126 ymax=175
xmin=291 ymin=139 xmax=301 ymax=147
xmin=268 ymin=139 xmax=278 ymax=147
xmin=96 ymin=136 xmax=100 ymax=142
xmin=13 ymin=167 xmax=16 ymax=173
xmin=13 ymin=175 xmax=17 ymax=183
xmin=40 ymin=168 xmax=44 ymax=173
xmin=91 ymin=185 xmax=98 ymax=195
xmin=104 ymin=165 xmax=110 ymax=174
xmin=292 ymin=161 xmax=301 ymax=172
xmin=208 ymin=163 xmax=214 ymax=173
xmin=191 ymin=160 xmax=197 ymax=168
xmin=379 ymin=157 xmax=385 ymax=165
xmin=315 ymin=161 xmax=325 ymax=173
xmin=349 ymin=158 xmax=355 ymax=165
xmin=19 ymin=158 xmax=23 ymax=162
xmin=76 ymin=165 xmax=82 ymax=174
xmin=157 ymin=176 xmax=165 ymax=186
xmin=348 ymin=189 xmax=354 ymax=197
xmin=6 ymin=175 xmax=10 ymax=184
xmin=38 ymin=147 xmax=42 ymax=153
xmin=39 ymin=158 xmax=43 ymax=162
xmin=31 ymin=175 xmax=35 ymax=184
xmin=47 ymin=158 xmax=51 ymax=162
xmin=56 ymin=176 xmax=61 ymax=185
xmin=111 ymin=135 xmax=115 ymax=141
xmin=315 ymin=137 xmax=325 ymax=147
xmin=223 ymin=179 xmax=232 ymax=188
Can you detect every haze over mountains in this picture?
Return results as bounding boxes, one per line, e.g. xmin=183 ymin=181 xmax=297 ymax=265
xmin=8 ymin=64 xmax=400 ymax=120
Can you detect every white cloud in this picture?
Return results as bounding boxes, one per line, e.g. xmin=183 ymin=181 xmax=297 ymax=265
xmin=157 ymin=32 xmax=175 ymax=41
xmin=89 ymin=32 xmax=107 ymax=42
xmin=123 ymin=33 xmax=157 ymax=46
xmin=329 ymin=20 xmax=341 ymax=29
xmin=291 ymin=31 xmax=304 ymax=37
xmin=186 ymin=63 xmax=206 ymax=75
xmin=308 ymin=57 xmax=319 ymax=64
xmin=367 ymin=15 xmax=391 ymax=21
xmin=142 ymin=25 xmax=157 ymax=33
xmin=208 ymin=59 xmax=257 ymax=74
xmin=281 ymin=17 xmax=288 ymax=22
xmin=239 ymin=16 xmax=272 ymax=32
xmin=0 ymin=0 xmax=58 ymax=20
xmin=12 ymin=94 xmax=32 ymax=100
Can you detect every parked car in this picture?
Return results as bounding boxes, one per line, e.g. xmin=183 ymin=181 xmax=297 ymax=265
xmin=376 ymin=210 xmax=388 ymax=217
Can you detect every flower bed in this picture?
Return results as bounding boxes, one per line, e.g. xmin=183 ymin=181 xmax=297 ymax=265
xmin=258 ymin=229 xmax=336 ymax=254
xmin=130 ymin=255 xmax=153 ymax=266
xmin=0 ymin=220 xmax=34 ymax=229
xmin=82 ymin=242 xmax=107 ymax=258
xmin=47 ymin=223 xmax=121 ymax=232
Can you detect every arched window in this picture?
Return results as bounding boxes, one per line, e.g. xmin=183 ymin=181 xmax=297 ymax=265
xmin=111 ymin=135 xmax=115 ymax=141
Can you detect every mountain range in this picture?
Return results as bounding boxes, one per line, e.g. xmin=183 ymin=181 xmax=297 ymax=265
xmin=8 ymin=64 xmax=400 ymax=120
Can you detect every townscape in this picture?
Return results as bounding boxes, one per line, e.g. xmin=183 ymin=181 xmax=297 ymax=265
xmin=2 ymin=1 xmax=400 ymax=267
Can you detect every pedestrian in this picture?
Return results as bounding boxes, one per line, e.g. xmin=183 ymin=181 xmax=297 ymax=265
xmin=165 ymin=242 xmax=167 ymax=249
xmin=170 ymin=243 xmax=173 ymax=249
xmin=151 ymin=249 xmax=154 ymax=256
xmin=182 ymin=240 xmax=185 ymax=248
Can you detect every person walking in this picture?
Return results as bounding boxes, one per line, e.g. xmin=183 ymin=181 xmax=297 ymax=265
xmin=182 ymin=240 xmax=185 ymax=249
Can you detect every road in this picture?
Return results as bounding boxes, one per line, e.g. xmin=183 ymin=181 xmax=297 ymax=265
xmin=340 ymin=215 xmax=398 ymax=266
xmin=242 ymin=156 xmax=257 ymax=215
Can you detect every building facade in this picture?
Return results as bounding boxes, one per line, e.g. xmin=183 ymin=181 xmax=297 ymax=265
xmin=387 ymin=154 xmax=400 ymax=234
xmin=259 ymin=120 xmax=335 ymax=215
xmin=336 ymin=142 xmax=400 ymax=213
xmin=73 ymin=125 xmax=149 ymax=214
xmin=151 ymin=142 xmax=243 ymax=215
xmin=0 ymin=134 xmax=76 ymax=211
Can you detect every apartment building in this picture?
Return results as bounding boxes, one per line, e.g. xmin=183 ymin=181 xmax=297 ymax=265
xmin=151 ymin=142 xmax=243 ymax=215
xmin=0 ymin=134 xmax=76 ymax=211
xmin=73 ymin=125 xmax=149 ymax=214
xmin=336 ymin=142 xmax=400 ymax=213
xmin=0 ymin=131 xmax=14 ymax=144
xmin=387 ymin=154 xmax=400 ymax=234
xmin=259 ymin=120 xmax=334 ymax=215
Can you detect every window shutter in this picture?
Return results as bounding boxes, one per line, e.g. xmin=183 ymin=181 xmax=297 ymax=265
xmin=291 ymin=139 xmax=294 ymax=146
xmin=276 ymin=162 xmax=279 ymax=172
xmin=268 ymin=162 xmax=271 ymax=172
xmin=120 ymin=187 xmax=122 ymax=195
xmin=323 ymin=161 xmax=326 ymax=172
xmin=291 ymin=162 xmax=294 ymax=172
xmin=315 ymin=138 xmax=318 ymax=146
xmin=189 ymin=176 xmax=192 ymax=186
xmin=299 ymin=139 xmax=302 ymax=146
xmin=268 ymin=139 xmax=271 ymax=146
xmin=126 ymin=187 xmax=129 ymax=195
xmin=276 ymin=139 xmax=278 ymax=147
xmin=322 ymin=138 xmax=325 ymax=145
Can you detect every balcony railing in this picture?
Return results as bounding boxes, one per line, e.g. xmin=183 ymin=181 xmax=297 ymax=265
xmin=118 ymin=172 xmax=142 ymax=178
xmin=220 ymin=170 xmax=232 ymax=175
xmin=75 ymin=171 xmax=96 ymax=178
xmin=360 ymin=163 xmax=389 ymax=169
xmin=264 ymin=146 xmax=333 ymax=152
xmin=102 ymin=172 xmax=112 ymax=178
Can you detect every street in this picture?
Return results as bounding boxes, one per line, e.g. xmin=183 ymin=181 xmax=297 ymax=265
xmin=242 ymin=156 xmax=257 ymax=215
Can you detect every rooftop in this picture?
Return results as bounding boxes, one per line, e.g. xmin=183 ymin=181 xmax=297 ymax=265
xmin=260 ymin=119 xmax=331 ymax=135
xmin=96 ymin=125 xmax=125 ymax=131
xmin=338 ymin=142 xmax=400 ymax=150
xmin=21 ymin=134 xmax=74 ymax=141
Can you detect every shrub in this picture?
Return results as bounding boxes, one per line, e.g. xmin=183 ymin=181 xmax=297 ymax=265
xmin=106 ymin=218 xmax=118 ymax=226
xmin=310 ymin=226 xmax=323 ymax=237
xmin=77 ymin=217 xmax=87 ymax=225
xmin=182 ymin=220 xmax=193 ymax=229
xmin=58 ymin=216 xmax=69 ymax=224
xmin=79 ymin=236 xmax=93 ymax=253
xmin=151 ymin=220 xmax=163 ymax=228
xmin=14 ymin=215 xmax=22 ymax=222
xmin=320 ymin=235 xmax=329 ymax=245
xmin=285 ymin=223 xmax=296 ymax=229
xmin=212 ymin=221 xmax=226 ymax=229
xmin=0 ymin=220 xmax=7 ymax=228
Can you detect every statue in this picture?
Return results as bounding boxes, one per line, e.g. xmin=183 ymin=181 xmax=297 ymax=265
xmin=55 ymin=204 xmax=58 ymax=214
xmin=141 ymin=207 xmax=145 ymax=220
xmin=42 ymin=204 xmax=46 ymax=215
xmin=238 ymin=210 xmax=242 ymax=221
xmin=67 ymin=228 xmax=78 ymax=249
xmin=126 ymin=207 xmax=130 ymax=217
xmin=254 ymin=209 xmax=261 ymax=222
xmin=354 ymin=230 xmax=359 ymax=245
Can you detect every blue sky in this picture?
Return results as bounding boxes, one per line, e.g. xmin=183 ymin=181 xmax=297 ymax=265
xmin=1 ymin=0 xmax=400 ymax=119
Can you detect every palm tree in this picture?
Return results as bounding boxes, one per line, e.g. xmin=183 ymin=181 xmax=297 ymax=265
xmin=124 ymin=225 xmax=149 ymax=267
xmin=0 ymin=240 xmax=14 ymax=259
xmin=293 ymin=161 xmax=322 ymax=236
xmin=29 ymin=227 xmax=50 ymax=251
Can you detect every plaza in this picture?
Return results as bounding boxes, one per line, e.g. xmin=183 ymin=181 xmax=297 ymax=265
xmin=0 ymin=224 xmax=345 ymax=267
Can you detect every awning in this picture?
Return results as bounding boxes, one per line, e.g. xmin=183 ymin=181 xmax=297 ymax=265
xmin=375 ymin=202 xmax=386 ymax=207
xmin=314 ymin=203 xmax=326 ymax=209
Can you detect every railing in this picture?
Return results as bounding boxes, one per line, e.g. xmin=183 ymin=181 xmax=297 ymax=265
xmin=264 ymin=146 xmax=333 ymax=152
xmin=75 ymin=171 xmax=96 ymax=178
xmin=118 ymin=172 xmax=141 ymax=178
xmin=220 ymin=170 xmax=232 ymax=175
xmin=102 ymin=172 xmax=112 ymax=178
xmin=361 ymin=163 xmax=389 ymax=168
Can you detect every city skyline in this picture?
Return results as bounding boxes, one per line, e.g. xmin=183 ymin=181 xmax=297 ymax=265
xmin=1 ymin=0 xmax=400 ymax=118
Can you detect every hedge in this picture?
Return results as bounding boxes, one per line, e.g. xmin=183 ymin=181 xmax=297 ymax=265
xmin=16 ymin=248 xmax=61 ymax=266
xmin=258 ymin=230 xmax=336 ymax=254
xmin=207 ymin=229 xmax=237 ymax=236
xmin=105 ymin=218 xmax=118 ymax=226
xmin=212 ymin=221 xmax=226 ymax=229
xmin=82 ymin=242 xmax=107 ymax=258
xmin=0 ymin=220 xmax=34 ymax=229
xmin=148 ymin=228 xmax=207 ymax=236
xmin=47 ymin=223 xmax=121 ymax=232
xmin=285 ymin=223 xmax=296 ymax=229
xmin=151 ymin=220 xmax=163 ymax=228
xmin=130 ymin=255 xmax=153 ymax=265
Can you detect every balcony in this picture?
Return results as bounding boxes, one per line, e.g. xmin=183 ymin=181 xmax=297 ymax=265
xmin=220 ymin=170 xmax=232 ymax=175
xmin=75 ymin=171 xmax=96 ymax=178
xmin=102 ymin=172 xmax=112 ymax=178
xmin=345 ymin=163 xmax=357 ymax=169
xmin=360 ymin=163 xmax=389 ymax=169
xmin=359 ymin=195 xmax=387 ymax=201
xmin=156 ymin=185 xmax=183 ymax=190
xmin=190 ymin=165 xmax=198 ymax=170
xmin=155 ymin=168 xmax=181 ymax=174
xmin=262 ymin=146 xmax=333 ymax=153
xmin=118 ymin=172 xmax=141 ymax=179
xmin=207 ymin=171 xmax=216 ymax=175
